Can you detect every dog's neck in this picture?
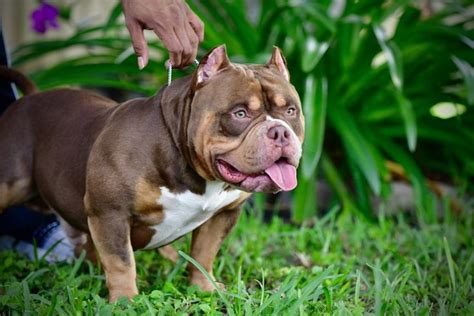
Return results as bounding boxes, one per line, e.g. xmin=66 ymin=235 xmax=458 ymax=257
xmin=150 ymin=75 xmax=207 ymax=194
xmin=157 ymin=75 xmax=194 ymax=162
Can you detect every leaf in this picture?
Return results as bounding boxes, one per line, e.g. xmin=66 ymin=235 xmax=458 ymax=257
xmin=443 ymin=237 xmax=457 ymax=290
xmin=329 ymin=108 xmax=381 ymax=195
xmin=292 ymin=170 xmax=317 ymax=222
xmin=29 ymin=59 xmax=161 ymax=95
xmin=13 ymin=38 xmax=135 ymax=66
xmin=258 ymin=5 xmax=293 ymax=48
xmin=320 ymin=156 xmax=357 ymax=214
xmin=370 ymin=134 xmax=432 ymax=216
xmin=207 ymin=0 xmax=258 ymax=55
xmin=186 ymin=1 xmax=247 ymax=55
xmin=395 ymin=90 xmax=417 ymax=151
xmin=103 ymin=3 xmax=123 ymax=33
xmin=178 ymin=251 xmax=235 ymax=316
xmin=301 ymin=37 xmax=330 ymax=73
xmin=373 ymin=25 xmax=404 ymax=91
xmin=349 ymin=157 xmax=374 ymax=218
xmin=337 ymin=20 xmax=364 ymax=71
xmin=451 ymin=56 xmax=474 ymax=106
xmin=199 ymin=304 xmax=212 ymax=313
xmin=381 ymin=123 xmax=474 ymax=157
xmin=302 ymin=75 xmax=328 ymax=179
xmin=305 ymin=6 xmax=337 ymax=34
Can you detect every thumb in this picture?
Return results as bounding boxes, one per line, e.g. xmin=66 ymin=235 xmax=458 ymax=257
xmin=125 ymin=19 xmax=149 ymax=69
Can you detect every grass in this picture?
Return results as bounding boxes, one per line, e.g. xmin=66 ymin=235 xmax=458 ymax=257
xmin=0 ymin=201 xmax=473 ymax=315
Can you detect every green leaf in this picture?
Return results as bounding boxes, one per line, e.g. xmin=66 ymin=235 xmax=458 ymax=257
xmin=206 ymin=0 xmax=258 ymax=56
xmin=13 ymin=37 xmax=137 ymax=66
xmin=302 ymin=75 xmax=327 ymax=179
xmin=451 ymin=56 xmax=474 ymax=106
xmin=370 ymin=134 xmax=432 ymax=217
xmin=199 ymin=304 xmax=212 ymax=313
xmin=103 ymin=3 xmax=123 ymax=33
xmin=292 ymin=170 xmax=317 ymax=222
xmin=349 ymin=157 xmax=373 ymax=218
xmin=443 ymin=237 xmax=457 ymax=291
xmin=320 ymin=156 xmax=357 ymax=214
xmin=373 ymin=25 xmax=404 ymax=91
xmin=301 ymin=37 xmax=330 ymax=73
xmin=30 ymin=61 xmax=159 ymax=95
xmin=395 ymin=90 xmax=417 ymax=151
xmin=305 ymin=5 xmax=337 ymax=34
xmin=186 ymin=1 xmax=247 ymax=55
xmin=178 ymin=251 xmax=234 ymax=316
xmin=329 ymin=108 xmax=381 ymax=195
xmin=337 ymin=20 xmax=364 ymax=71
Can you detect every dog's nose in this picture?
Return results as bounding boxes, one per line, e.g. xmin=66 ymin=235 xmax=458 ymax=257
xmin=267 ymin=125 xmax=290 ymax=147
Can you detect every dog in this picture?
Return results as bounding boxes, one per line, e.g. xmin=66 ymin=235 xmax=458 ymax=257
xmin=0 ymin=45 xmax=304 ymax=301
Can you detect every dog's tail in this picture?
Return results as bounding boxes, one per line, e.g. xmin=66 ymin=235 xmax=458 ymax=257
xmin=0 ymin=65 xmax=37 ymax=96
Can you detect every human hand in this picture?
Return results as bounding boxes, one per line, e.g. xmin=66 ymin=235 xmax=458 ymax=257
xmin=121 ymin=0 xmax=204 ymax=69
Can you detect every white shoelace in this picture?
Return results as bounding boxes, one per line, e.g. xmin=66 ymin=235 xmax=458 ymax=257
xmin=168 ymin=59 xmax=200 ymax=86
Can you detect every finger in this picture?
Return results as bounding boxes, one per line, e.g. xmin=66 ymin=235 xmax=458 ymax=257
xmin=173 ymin=24 xmax=197 ymax=68
xmin=181 ymin=23 xmax=199 ymax=66
xmin=125 ymin=19 xmax=149 ymax=69
xmin=185 ymin=4 xmax=204 ymax=42
xmin=155 ymin=28 xmax=183 ymax=68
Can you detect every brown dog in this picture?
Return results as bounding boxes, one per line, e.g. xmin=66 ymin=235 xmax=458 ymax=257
xmin=0 ymin=45 xmax=304 ymax=301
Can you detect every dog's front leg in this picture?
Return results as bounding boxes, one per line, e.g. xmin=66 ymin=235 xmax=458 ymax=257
xmin=88 ymin=214 xmax=138 ymax=302
xmin=188 ymin=207 xmax=241 ymax=291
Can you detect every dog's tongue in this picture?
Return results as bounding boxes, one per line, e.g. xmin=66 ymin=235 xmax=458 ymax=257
xmin=264 ymin=161 xmax=297 ymax=191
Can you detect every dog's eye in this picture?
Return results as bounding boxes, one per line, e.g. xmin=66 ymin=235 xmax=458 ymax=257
xmin=286 ymin=106 xmax=296 ymax=116
xmin=234 ymin=109 xmax=247 ymax=119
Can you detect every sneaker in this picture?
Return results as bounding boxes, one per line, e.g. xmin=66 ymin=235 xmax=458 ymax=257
xmin=0 ymin=219 xmax=74 ymax=263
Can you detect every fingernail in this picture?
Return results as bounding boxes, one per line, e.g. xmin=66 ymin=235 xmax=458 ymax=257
xmin=138 ymin=57 xmax=145 ymax=70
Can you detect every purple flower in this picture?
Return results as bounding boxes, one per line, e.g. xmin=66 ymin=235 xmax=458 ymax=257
xmin=31 ymin=1 xmax=60 ymax=34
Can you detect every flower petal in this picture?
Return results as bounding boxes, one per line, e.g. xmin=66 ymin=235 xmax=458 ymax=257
xmin=41 ymin=3 xmax=59 ymax=19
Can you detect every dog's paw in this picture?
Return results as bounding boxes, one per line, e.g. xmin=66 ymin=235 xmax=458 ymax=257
xmin=108 ymin=288 xmax=138 ymax=303
xmin=190 ymin=274 xmax=226 ymax=292
xmin=158 ymin=245 xmax=179 ymax=263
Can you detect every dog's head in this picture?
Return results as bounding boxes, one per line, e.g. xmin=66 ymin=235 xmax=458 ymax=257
xmin=187 ymin=45 xmax=304 ymax=193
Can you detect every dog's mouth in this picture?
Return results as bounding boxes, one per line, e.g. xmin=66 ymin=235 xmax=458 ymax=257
xmin=216 ymin=158 xmax=297 ymax=192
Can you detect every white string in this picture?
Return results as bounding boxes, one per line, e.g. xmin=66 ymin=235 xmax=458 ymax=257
xmin=167 ymin=59 xmax=200 ymax=86
xmin=167 ymin=62 xmax=173 ymax=86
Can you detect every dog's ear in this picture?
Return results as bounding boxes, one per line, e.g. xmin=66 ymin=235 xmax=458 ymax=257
xmin=267 ymin=46 xmax=289 ymax=81
xmin=196 ymin=45 xmax=230 ymax=85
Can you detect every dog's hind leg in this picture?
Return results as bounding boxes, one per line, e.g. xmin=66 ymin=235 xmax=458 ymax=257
xmin=57 ymin=218 xmax=98 ymax=262
xmin=0 ymin=178 xmax=33 ymax=212
xmin=158 ymin=245 xmax=179 ymax=263
xmin=0 ymin=144 xmax=34 ymax=212
xmin=0 ymin=105 xmax=35 ymax=213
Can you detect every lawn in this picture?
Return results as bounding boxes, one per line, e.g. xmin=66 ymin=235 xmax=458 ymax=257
xmin=0 ymin=201 xmax=472 ymax=315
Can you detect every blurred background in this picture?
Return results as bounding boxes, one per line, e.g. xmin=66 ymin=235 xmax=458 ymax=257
xmin=1 ymin=0 xmax=473 ymax=223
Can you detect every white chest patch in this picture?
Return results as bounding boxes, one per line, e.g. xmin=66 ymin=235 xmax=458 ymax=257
xmin=143 ymin=182 xmax=243 ymax=249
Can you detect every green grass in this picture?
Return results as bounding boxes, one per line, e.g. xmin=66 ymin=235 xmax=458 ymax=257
xmin=1 ymin=202 xmax=473 ymax=315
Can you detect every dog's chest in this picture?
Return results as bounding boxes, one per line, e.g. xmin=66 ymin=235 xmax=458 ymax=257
xmin=143 ymin=182 xmax=242 ymax=249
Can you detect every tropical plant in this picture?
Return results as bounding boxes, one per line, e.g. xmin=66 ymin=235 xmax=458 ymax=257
xmin=13 ymin=3 xmax=166 ymax=95
xmin=13 ymin=0 xmax=474 ymax=222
